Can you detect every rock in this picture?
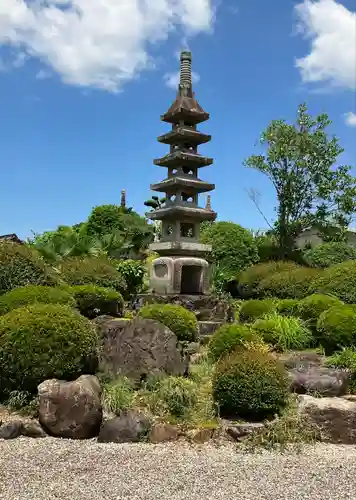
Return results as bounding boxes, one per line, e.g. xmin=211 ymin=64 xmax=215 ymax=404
xmin=188 ymin=428 xmax=214 ymax=444
xmin=225 ymin=422 xmax=265 ymax=442
xmin=279 ymin=351 xmax=325 ymax=370
xmin=289 ymin=366 xmax=349 ymax=397
xmin=149 ymin=423 xmax=179 ymax=444
xmin=38 ymin=375 xmax=102 ymax=439
xmin=98 ymin=410 xmax=151 ymax=443
xmin=299 ymin=395 xmax=356 ymax=444
xmin=22 ymin=421 xmax=47 ymax=438
xmin=94 ymin=318 xmax=186 ymax=382
xmin=0 ymin=421 xmax=23 ymax=440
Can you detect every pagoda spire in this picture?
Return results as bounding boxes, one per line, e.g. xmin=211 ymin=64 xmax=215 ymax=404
xmin=179 ymin=50 xmax=193 ymax=95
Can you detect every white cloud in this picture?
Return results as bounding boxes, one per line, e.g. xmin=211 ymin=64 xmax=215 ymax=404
xmin=35 ymin=69 xmax=51 ymax=80
xmin=344 ymin=111 xmax=356 ymax=127
xmin=0 ymin=0 xmax=215 ymax=92
xmin=164 ymin=70 xmax=200 ymax=89
xmin=295 ymin=0 xmax=356 ymax=90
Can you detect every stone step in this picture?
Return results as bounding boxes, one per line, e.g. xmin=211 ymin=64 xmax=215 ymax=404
xmin=198 ymin=321 xmax=223 ymax=338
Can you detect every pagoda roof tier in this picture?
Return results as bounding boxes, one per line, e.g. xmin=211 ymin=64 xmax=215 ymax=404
xmin=161 ymin=94 xmax=209 ymax=125
xmin=157 ymin=127 xmax=211 ymax=146
xmin=149 ymin=241 xmax=212 ymax=258
xmin=154 ymin=150 xmax=213 ymax=168
xmin=150 ymin=177 xmax=215 ymax=194
xmin=147 ymin=205 xmax=217 ymax=222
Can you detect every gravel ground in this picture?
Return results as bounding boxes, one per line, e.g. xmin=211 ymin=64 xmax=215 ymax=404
xmin=1 ymin=439 xmax=356 ymax=500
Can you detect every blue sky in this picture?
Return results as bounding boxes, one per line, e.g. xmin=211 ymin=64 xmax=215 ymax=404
xmin=0 ymin=0 xmax=355 ymax=239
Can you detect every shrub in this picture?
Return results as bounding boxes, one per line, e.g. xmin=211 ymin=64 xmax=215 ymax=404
xmin=0 ymin=285 xmax=75 ymax=315
xmin=0 ymin=241 xmax=58 ymax=295
xmin=257 ymin=267 xmax=320 ymax=299
xmin=239 ymin=299 xmax=277 ymax=323
xmin=296 ymin=294 xmax=343 ymax=331
xmin=0 ymin=303 xmax=98 ymax=395
xmin=310 ymin=260 xmax=356 ymax=304
xmin=200 ymin=222 xmax=259 ymax=282
xmin=59 ymin=256 xmax=126 ymax=293
xmin=116 ymin=259 xmax=146 ymax=300
xmin=138 ymin=304 xmax=198 ymax=342
xmin=276 ymin=299 xmax=300 ymax=316
xmin=238 ymin=261 xmax=300 ymax=299
xmin=316 ymin=305 xmax=356 ymax=354
xmin=253 ymin=313 xmax=312 ymax=351
xmin=151 ymin=376 xmax=199 ymax=418
xmin=303 ymin=242 xmax=356 ymax=268
xmin=212 ymin=349 xmax=289 ymax=420
xmin=69 ymin=285 xmax=123 ymax=319
xmin=326 ymin=348 xmax=356 ymax=393
xmin=208 ymin=323 xmax=265 ymax=362
xmin=102 ymin=377 xmax=135 ymax=415
xmin=254 ymin=233 xmax=280 ymax=263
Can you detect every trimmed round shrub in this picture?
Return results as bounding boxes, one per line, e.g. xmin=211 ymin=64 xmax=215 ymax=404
xmin=297 ymin=294 xmax=343 ymax=330
xmin=257 ymin=267 xmax=320 ymax=299
xmin=138 ymin=304 xmax=198 ymax=342
xmin=239 ymin=299 xmax=277 ymax=323
xmin=253 ymin=313 xmax=312 ymax=351
xmin=316 ymin=305 xmax=356 ymax=354
xmin=0 ymin=285 xmax=75 ymax=315
xmin=0 ymin=303 xmax=98 ymax=395
xmin=310 ymin=260 xmax=356 ymax=304
xmin=0 ymin=241 xmax=58 ymax=295
xmin=303 ymin=242 xmax=356 ymax=268
xmin=208 ymin=323 xmax=265 ymax=362
xmin=59 ymin=256 xmax=126 ymax=294
xmin=200 ymin=222 xmax=259 ymax=281
xmin=69 ymin=285 xmax=123 ymax=319
xmin=212 ymin=349 xmax=289 ymax=420
xmin=276 ymin=299 xmax=300 ymax=316
xmin=238 ymin=261 xmax=300 ymax=299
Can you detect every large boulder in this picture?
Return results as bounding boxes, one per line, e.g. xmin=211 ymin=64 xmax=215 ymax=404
xmin=38 ymin=375 xmax=102 ymax=439
xmin=288 ymin=366 xmax=349 ymax=397
xmin=94 ymin=317 xmax=187 ymax=382
xmin=98 ymin=410 xmax=150 ymax=443
xmin=299 ymin=395 xmax=356 ymax=444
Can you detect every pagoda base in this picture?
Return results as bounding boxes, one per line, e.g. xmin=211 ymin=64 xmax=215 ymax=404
xmin=148 ymin=256 xmax=210 ymax=295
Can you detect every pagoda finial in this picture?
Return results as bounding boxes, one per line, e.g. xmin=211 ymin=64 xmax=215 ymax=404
xmin=179 ymin=50 xmax=192 ymax=94
xmin=206 ymin=195 xmax=212 ymax=211
xmin=120 ymin=189 xmax=126 ymax=208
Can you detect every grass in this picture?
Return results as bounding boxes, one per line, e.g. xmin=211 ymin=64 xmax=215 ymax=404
xmin=102 ymin=377 xmax=136 ymax=415
xmin=100 ymin=347 xmax=219 ymax=429
xmin=242 ymin=397 xmax=321 ymax=452
xmin=4 ymin=390 xmax=39 ymax=417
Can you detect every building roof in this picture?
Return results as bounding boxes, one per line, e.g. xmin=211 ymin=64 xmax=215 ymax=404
xmin=0 ymin=233 xmax=23 ymax=244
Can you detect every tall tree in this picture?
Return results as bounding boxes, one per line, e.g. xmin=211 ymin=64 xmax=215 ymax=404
xmin=245 ymin=103 xmax=356 ymax=257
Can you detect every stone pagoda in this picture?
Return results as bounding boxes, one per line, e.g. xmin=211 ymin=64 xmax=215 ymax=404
xmin=147 ymin=50 xmax=216 ymax=295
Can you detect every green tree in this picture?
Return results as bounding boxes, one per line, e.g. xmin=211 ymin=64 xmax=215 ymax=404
xmin=245 ymin=103 xmax=356 ymax=258
xmin=200 ymin=221 xmax=259 ymax=284
xmin=144 ymin=195 xmax=166 ymax=211
xmin=86 ymin=205 xmax=154 ymax=257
